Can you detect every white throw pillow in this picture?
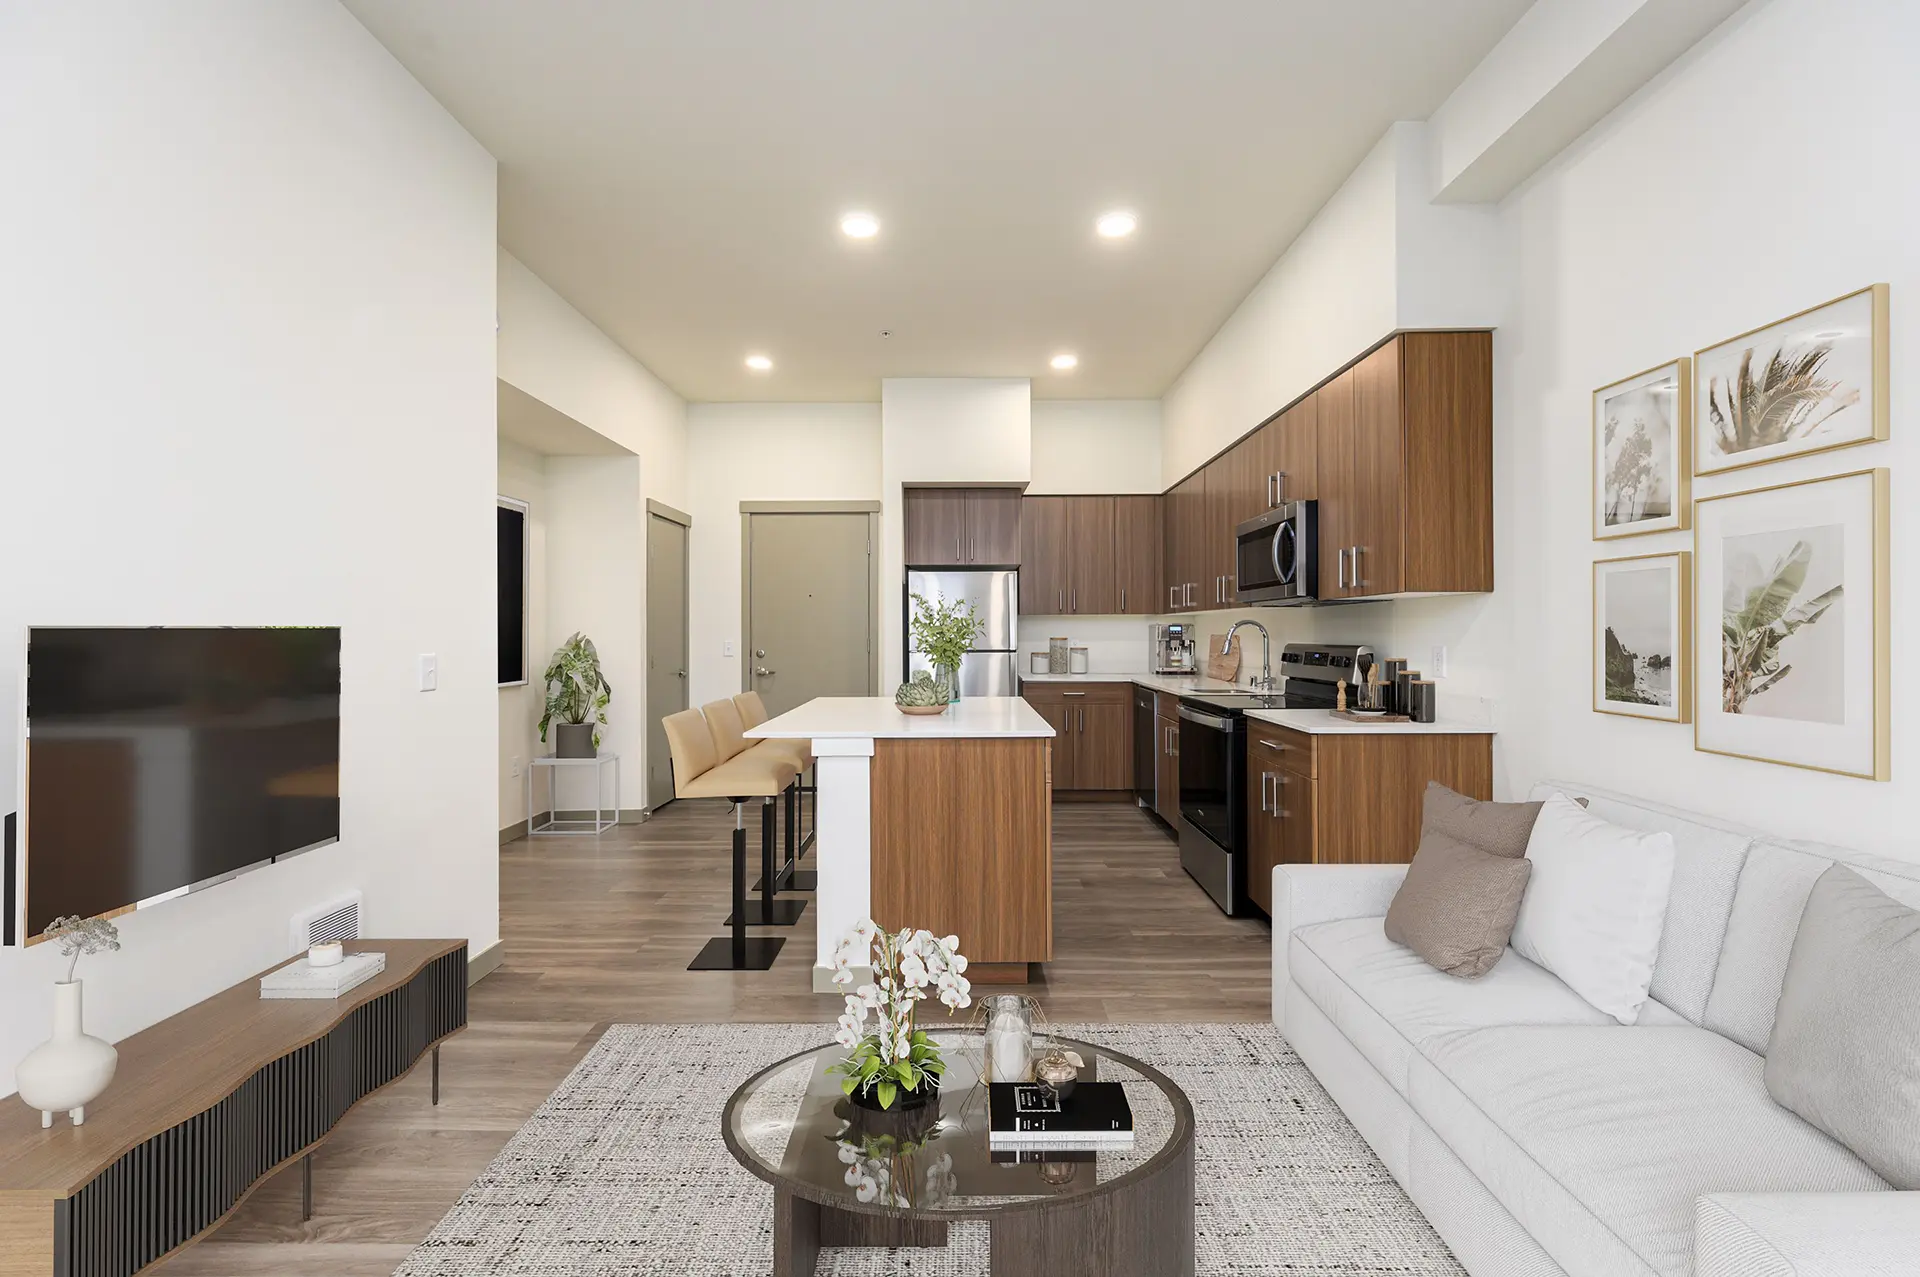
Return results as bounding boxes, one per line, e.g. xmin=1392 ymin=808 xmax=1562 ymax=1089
xmin=1510 ymin=792 xmax=1676 ymax=1024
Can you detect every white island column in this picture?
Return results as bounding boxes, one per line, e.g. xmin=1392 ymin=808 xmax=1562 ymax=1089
xmin=809 ymin=735 xmax=875 ymax=981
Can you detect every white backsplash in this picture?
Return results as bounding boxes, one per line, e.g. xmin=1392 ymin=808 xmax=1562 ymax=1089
xmin=1016 ymin=616 xmax=1153 ymax=675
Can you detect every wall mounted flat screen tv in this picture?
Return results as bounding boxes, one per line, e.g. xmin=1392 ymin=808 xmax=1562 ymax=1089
xmin=21 ymin=626 xmax=340 ymax=937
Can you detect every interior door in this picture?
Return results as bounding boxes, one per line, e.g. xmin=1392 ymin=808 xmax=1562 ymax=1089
xmin=903 ymin=489 xmax=967 ymax=566
xmin=646 ymin=511 xmax=690 ymax=809
xmin=965 ymin=489 xmax=1022 ymax=564
xmin=746 ymin=511 xmax=874 ymax=718
xmin=1067 ymin=495 xmax=1116 ymax=614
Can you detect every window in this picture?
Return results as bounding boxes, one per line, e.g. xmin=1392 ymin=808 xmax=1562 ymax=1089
xmin=497 ymin=498 xmax=528 ymax=686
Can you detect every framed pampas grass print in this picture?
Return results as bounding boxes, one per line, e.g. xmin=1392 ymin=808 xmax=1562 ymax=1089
xmin=1694 ymin=469 xmax=1888 ymax=779
xmin=1694 ymin=284 xmax=1889 ymax=476
xmin=1594 ymin=552 xmax=1690 ymax=722
xmin=1595 ymin=361 xmax=1690 ymax=540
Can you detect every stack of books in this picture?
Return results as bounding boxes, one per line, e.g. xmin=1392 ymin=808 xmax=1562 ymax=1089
xmin=259 ymin=951 xmax=386 ymax=1000
xmin=988 ymin=1081 xmax=1134 ymax=1152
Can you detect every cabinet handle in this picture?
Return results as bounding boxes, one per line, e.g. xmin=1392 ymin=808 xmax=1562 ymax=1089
xmin=1121 ymin=587 xmax=1126 ymax=612
xmin=1257 ymin=738 xmax=1289 ymax=752
xmin=970 ymin=534 xmax=976 ymax=561
xmin=1258 ymin=771 xmax=1271 ymax=814
xmin=1266 ymin=474 xmax=1275 ymax=507
xmin=1079 ymin=708 xmax=1085 ymax=732
xmin=957 ymin=533 xmax=962 ymax=560
xmin=1168 ymin=585 xmax=1176 ymax=609
xmin=1063 ymin=691 xmax=1085 ymax=696
xmin=1352 ymin=544 xmax=1363 ymax=589
xmin=1070 ymin=586 xmax=1076 ymax=612
xmin=1337 ymin=547 xmax=1347 ymax=589
xmin=1057 ymin=587 xmax=1063 ymax=612
xmin=1273 ymin=770 xmax=1290 ymax=818
xmin=1275 ymin=471 xmax=1288 ymax=504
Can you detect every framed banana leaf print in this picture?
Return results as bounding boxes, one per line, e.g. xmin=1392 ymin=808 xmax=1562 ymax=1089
xmin=1694 ymin=284 xmax=1888 ymax=475
xmin=1694 ymin=469 xmax=1888 ymax=779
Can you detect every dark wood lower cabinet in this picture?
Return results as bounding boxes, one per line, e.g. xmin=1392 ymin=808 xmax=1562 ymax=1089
xmin=1021 ymin=683 xmax=1132 ymax=793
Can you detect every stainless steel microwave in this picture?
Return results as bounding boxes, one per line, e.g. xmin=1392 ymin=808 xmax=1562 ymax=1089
xmin=1234 ymin=500 xmax=1319 ymax=605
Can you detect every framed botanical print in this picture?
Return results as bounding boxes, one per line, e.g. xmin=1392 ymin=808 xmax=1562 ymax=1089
xmin=1694 ymin=469 xmax=1889 ymax=779
xmin=1594 ymin=360 xmax=1690 ymax=539
xmin=1694 ymin=284 xmax=1889 ymax=475
xmin=1594 ymin=552 xmax=1689 ymax=722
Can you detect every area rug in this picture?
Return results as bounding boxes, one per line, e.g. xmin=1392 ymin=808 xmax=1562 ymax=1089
xmin=395 ymin=1023 xmax=1461 ymax=1276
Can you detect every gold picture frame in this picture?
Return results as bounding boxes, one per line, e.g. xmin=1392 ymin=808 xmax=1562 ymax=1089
xmin=1693 ymin=468 xmax=1889 ymax=779
xmin=1593 ymin=551 xmax=1691 ymax=722
xmin=1694 ymin=284 xmax=1890 ymax=476
xmin=1594 ymin=359 xmax=1691 ymax=540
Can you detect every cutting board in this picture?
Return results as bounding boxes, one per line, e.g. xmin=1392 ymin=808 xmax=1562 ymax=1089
xmin=1205 ymin=634 xmax=1242 ymax=682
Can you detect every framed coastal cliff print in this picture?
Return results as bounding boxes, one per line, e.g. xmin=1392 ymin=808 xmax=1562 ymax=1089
xmin=1594 ymin=360 xmax=1690 ymax=539
xmin=1694 ymin=469 xmax=1888 ymax=779
xmin=1694 ymin=284 xmax=1889 ymax=476
xmin=1594 ymin=552 xmax=1689 ymax=722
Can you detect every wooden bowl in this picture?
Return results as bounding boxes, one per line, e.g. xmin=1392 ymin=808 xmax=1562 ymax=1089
xmin=896 ymin=703 xmax=949 ymax=716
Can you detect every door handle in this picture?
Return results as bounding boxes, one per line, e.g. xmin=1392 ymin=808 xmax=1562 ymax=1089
xmin=674 ymin=669 xmax=688 ymax=678
xmin=755 ymin=666 xmax=776 ymax=676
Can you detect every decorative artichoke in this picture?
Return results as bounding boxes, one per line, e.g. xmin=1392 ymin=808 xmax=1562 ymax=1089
xmin=895 ymin=671 xmax=951 ymax=707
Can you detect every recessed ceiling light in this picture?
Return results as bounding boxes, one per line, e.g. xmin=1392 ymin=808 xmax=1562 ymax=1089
xmin=1095 ymin=210 xmax=1137 ymax=239
xmin=840 ymin=211 xmax=880 ymax=239
xmin=1050 ymin=353 xmax=1079 ymax=371
xmin=745 ymin=354 xmax=773 ymax=372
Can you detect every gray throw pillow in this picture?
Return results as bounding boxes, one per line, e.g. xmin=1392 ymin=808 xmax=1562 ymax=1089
xmin=1385 ymin=829 xmax=1533 ymax=978
xmin=1765 ymin=864 xmax=1920 ymax=1189
xmin=1421 ymin=782 xmax=1543 ymax=859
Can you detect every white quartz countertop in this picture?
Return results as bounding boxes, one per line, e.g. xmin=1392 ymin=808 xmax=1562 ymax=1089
xmin=1018 ymin=672 xmax=1495 ymax=735
xmin=747 ymin=696 xmax=1055 ymax=740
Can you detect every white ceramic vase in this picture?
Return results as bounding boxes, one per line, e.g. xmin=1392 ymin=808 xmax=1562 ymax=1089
xmin=16 ymin=980 xmax=118 ymax=1128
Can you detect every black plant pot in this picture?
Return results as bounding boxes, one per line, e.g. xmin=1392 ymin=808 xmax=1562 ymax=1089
xmin=848 ymin=1074 xmax=939 ymax=1114
xmin=555 ymin=723 xmax=596 ymax=759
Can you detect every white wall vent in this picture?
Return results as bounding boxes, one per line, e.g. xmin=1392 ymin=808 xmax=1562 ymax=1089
xmin=290 ymin=892 xmax=362 ymax=953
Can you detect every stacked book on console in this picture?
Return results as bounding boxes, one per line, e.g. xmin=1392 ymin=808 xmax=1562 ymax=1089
xmin=259 ymin=951 xmax=386 ymax=999
xmin=988 ymin=1081 xmax=1133 ymax=1151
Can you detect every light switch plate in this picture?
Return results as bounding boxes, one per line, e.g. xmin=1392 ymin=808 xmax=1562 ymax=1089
xmin=418 ymin=653 xmax=438 ymax=692
xmin=1431 ymin=645 xmax=1449 ymax=679
xmin=723 ymin=641 xmax=736 ymax=657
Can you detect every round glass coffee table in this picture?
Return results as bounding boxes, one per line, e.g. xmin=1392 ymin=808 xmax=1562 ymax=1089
xmin=722 ymin=1031 xmax=1194 ymax=1277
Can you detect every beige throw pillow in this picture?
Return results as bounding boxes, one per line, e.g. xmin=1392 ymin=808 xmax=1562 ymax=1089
xmin=1765 ymin=865 xmax=1920 ymax=1189
xmin=1385 ymin=830 xmax=1533 ymax=977
xmin=1420 ymin=782 xmax=1542 ymax=859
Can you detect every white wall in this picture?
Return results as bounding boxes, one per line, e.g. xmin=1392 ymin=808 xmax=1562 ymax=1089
xmin=497 ymin=440 xmax=548 ymax=830
xmin=1028 ymin=401 xmax=1163 ymax=494
xmin=879 ymin=380 xmax=1032 ymax=683
xmin=1454 ymin=0 xmax=1920 ymax=850
xmin=0 ymin=1 xmax=498 ymax=1094
xmin=685 ymin=404 xmax=884 ymax=708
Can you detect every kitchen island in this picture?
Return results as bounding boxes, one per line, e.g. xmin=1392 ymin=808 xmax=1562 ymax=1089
xmin=746 ymin=696 xmax=1056 ymax=990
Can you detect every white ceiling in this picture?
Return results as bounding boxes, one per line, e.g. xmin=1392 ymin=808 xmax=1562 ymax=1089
xmin=346 ymin=1 xmax=1530 ymax=402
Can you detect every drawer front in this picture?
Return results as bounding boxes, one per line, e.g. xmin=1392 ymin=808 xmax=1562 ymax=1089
xmin=1023 ymin=681 xmax=1131 ymax=704
xmin=1249 ymin=722 xmax=1315 ymax=777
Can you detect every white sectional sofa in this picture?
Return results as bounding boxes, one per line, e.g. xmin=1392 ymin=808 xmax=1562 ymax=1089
xmin=1271 ymin=779 xmax=1920 ymax=1277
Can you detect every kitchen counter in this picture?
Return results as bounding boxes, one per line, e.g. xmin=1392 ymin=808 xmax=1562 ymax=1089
xmin=747 ymin=695 xmax=1053 ymax=740
xmin=1018 ymin=673 xmax=1495 ymax=735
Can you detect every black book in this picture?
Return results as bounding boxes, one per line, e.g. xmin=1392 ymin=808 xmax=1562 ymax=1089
xmin=988 ymin=1082 xmax=1133 ymax=1139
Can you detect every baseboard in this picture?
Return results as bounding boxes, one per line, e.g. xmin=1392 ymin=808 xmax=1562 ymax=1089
xmin=500 ymin=809 xmax=649 ymax=843
xmin=499 ymin=817 xmax=537 ymax=845
xmin=1053 ymin=791 xmax=1136 ymax=803
xmin=467 ymin=939 xmax=504 ymax=986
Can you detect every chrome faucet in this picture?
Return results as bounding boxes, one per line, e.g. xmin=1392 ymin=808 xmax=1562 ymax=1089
xmin=1223 ymin=619 xmax=1275 ymax=692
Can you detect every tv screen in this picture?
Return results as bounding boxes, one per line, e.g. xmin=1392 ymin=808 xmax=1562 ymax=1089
xmin=23 ymin=626 xmax=340 ymax=935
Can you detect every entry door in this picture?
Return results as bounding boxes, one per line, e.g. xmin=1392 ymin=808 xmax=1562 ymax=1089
xmin=746 ymin=512 xmax=874 ymax=718
xmin=646 ymin=512 xmax=690 ymax=808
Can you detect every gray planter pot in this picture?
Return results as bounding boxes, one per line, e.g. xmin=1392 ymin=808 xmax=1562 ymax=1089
xmin=555 ymin=722 xmax=597 ymax=759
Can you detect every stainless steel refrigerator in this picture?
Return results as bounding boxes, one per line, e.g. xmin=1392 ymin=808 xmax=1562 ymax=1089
xmin=904 ymin=569 xmax=1019 ymax=697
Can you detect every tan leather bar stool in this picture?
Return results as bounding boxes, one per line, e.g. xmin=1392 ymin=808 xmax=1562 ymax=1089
xmin=662 ymin=707 xmax=799 ymax=971
xmin=699 ymin=699 xmax=807 ymax=927
xmin=733 ymin=691 xmax=816 ymax=893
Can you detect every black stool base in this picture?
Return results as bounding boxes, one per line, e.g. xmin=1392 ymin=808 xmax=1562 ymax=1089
xmin=726 ymin=899 xmax=808 ymax=926
xmin=688 ymin=936 xmax=785 ymax=971
xmin=755 ymin=868 xmax=819 ymax=893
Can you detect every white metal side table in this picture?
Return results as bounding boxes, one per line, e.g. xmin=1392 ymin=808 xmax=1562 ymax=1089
xmin=528 ymin=751 xmax=620 ymax=836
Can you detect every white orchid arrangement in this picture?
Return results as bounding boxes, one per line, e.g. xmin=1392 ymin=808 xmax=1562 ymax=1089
xmin=829 ymin=921 xmax=972 ymax=1110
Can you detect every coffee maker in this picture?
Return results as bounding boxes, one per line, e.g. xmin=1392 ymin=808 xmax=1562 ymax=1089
xmin=1150 ymin=623 xmax=1196 ymax=675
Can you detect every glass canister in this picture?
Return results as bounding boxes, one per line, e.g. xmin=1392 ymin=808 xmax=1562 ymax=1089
xmin=981 ymin=994 xmax=1039 ymax=1083
xmin=1048 ymin=638 xmax=1071 ymax=675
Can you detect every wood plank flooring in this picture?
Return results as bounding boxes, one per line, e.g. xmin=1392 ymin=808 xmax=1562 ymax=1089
xmin=154 ymin=798 xmax=1271 ymax=1274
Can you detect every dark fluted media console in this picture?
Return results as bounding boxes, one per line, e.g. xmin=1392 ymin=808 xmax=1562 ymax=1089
xmin=0 ymin=940 xmax=467 ymax=1277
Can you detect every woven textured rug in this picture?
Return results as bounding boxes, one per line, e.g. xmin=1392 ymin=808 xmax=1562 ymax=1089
xmin=395 ymin=1023 xmax=1461 ymax=1276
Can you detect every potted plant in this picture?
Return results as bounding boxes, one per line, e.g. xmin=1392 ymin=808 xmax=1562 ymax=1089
xmin=538 ymin=631 xmax=611 ymax=758
xmin=893 ymin=670 xmax=952 ymax=716
xmin=16 ymin=915 xmax=121 ymax=1127
xmin=829 ymin=921 xmax=971 ymax=1111
xmin=907 ymin=593 xmax=982 ymax=703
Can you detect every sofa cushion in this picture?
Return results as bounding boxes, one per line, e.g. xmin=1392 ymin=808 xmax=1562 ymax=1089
xmin=1409 ymin=1025 xmax=1886 ymax=1277
xmin=1706 ymin=840 xmax=1920 ymax=1054
xmin=1289 ymin=918 xmax=1614 ymax=1096
xmin=1422 ymin=781 xmax=1543 ymax=858
xmin=1531 ymin=781 xmax=1750 ymax=1024
xmin=1385 ymin=829 xmax=1533 ymax=978
xmin=1765 ymin=865 xmax=1920 ymax=1189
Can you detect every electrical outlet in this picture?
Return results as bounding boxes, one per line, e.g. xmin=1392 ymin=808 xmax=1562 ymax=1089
xmin=418 ymin=653 xmax=438 ymax=692
xmin=723 ymin=640 xmax=736 ymax=657
xmin=510 ymin=755 xmax=522 ymax=777
xmin=1431 ymin=645 xmax=1449 ymax=679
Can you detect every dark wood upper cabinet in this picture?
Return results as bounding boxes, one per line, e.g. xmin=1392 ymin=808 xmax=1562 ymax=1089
xmin=1066 ymin=496 xmax=1117 ymax=614
xmin=966 ymin=489 xmax=1023 ymax=564
xmin=903 ymin=488 xmax=969 ymax=566
xmin=1264 ymin=394 xmax=1318 ymax=506
xmin=1314 ymin=367 xmax=1359 ymax=598
xmin=1114 ymin=495 xmax=1162 ymax=615
xmin=1020 ymin=495 xmax=1069 ymax=615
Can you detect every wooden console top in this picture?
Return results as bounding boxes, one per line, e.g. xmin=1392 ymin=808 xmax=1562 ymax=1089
xmin=0 ymin=939 xmax=464 ymax=1196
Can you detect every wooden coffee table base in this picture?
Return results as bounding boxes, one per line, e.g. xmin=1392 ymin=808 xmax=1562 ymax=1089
xmin=772 ymin=1136 xmax=1194 ymax=1277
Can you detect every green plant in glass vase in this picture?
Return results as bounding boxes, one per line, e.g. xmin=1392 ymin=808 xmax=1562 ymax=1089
xmin=829 ymin=921 xmax=972 ymax=1110
xmin=538 ymin=631 xmax=612 ymax=747
xmin=908 ymin=593 xmax=982 ymax=703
